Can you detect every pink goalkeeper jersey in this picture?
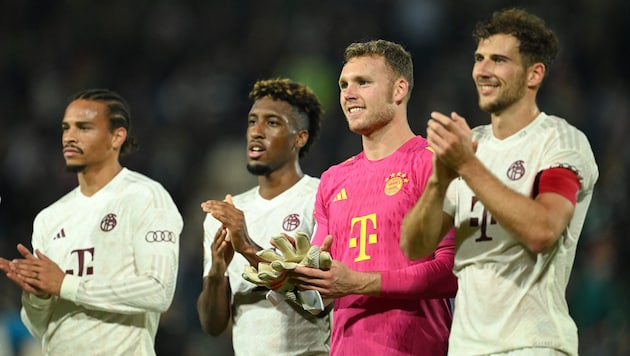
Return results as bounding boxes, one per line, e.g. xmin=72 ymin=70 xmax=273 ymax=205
xmin=313 ymin=136 xmax=457 ymax=356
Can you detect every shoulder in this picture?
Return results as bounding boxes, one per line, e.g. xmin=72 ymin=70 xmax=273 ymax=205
xmin=540 ymin=114 xmax=591 ymax=145
xmin=321 ymin=154 xmax=360 ymax=179
xmin=120 ymin=169 xmax=177 ymax=206
xmin=405 ymin=135 xmax=435 ymax=158
xmin=299 ymin=175 xmax=320 ymax=194
xmin=35 ymin=188 xmax=79 ymax=222
xmin=230 ymin=185 xmax=259 ymax=206
xmin=537 ymin=114 xmax=599 ymax=188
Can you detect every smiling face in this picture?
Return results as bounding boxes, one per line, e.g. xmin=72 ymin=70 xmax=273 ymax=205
xmin=62 ymin=99 xmax=125 ymax=173
xmin=473 ymin=34 xmax=528 ymax=114
xmin=338 ymin=55 xmax=398 ymax=136
xmin=245 ymin=96 xmax=306 ymax=176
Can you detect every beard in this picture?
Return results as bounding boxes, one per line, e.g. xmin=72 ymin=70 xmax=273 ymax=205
xmin=348 ymin=103 xmax=395 ymax=136
xmin=246 ymin=163 xmax=272 ymax=176
xmin=479 ymin=74 xmax=526 ymax=114
xmin=66 ymin=164 xmax=86 ymax=173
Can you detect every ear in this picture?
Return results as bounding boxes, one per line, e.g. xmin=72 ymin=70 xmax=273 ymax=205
xmin=111 ymin=127 xmax=127 ymax=151
xmin=294 ymin=130 xmax=309 ymax=151
xmin=393 ymin=78 xmax=409 ymax=104
xmin=527 ymin=62 xmax=545 ymax=89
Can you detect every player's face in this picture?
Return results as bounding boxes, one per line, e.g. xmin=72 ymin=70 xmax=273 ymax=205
xmin=472 ymin=34 xmax=528 ymax=114
xmin=62 ymin=99 xmax=122 ymax=172
xmin=339 ymin=55 xmax=397 ymax=136
xmin=246 ymin=96 xmax=303 ymax=176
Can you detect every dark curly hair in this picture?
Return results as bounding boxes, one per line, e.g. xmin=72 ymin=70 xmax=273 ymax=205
xmin=473 ymin=8 xmax=558 ymax=72
xmin=343 ymin=39 xmax=414 ymax=100
xmin=249 ymin=78 xmax=324 ymax=158
xmin=68 ymin=88 xmax=139 ymax=157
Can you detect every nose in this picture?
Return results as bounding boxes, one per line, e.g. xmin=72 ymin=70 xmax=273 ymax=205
xmin=62 ymin=126 xmax=77 ymax=145
xmin=248 ymin=120 xmax=265 ymax=139
xmin=341 ymin=84 xmax=357 ymax=102
xmin=473 ymin=58 xmax=492 ymax=78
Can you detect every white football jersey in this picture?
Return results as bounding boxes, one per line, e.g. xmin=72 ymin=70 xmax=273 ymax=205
xmin=444 ymin=113 xmax=598 ymax=355
xmin=22 ymin=168 xmax=182 ymax=356
xmin=202 ymin=175 xmax=330 ymax=356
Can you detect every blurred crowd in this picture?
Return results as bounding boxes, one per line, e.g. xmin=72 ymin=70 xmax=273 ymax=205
xmin=1 ymin=1 xmax=628 ymax=355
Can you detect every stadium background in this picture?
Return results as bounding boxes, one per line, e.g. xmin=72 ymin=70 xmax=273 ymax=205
xmin=0 ymin=1 xmax=628 ymax=355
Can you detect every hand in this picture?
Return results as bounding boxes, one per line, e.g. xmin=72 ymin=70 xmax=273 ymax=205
xmin=1 ymin=244 xmax=65 ymax=298
xmin=201 ymin=194 xmax=262 ymax=263
xmin=208 ymin=226 xmax=234 ymax=278
xmin=258 ymin=232 xmax=332 ymax=271
xmin=292 ymin=260 xmax=360 ymax=300
xmin=242 ymin=232 xmax=332 ymax=312
xmin=427 ymin=111 xmax=476 ymax=174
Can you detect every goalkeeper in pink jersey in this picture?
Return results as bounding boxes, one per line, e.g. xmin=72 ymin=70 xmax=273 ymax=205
xmin=291 ymin=40 xmax=458 ymax=355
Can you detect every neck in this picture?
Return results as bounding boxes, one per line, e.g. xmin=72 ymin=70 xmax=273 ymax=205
xmin=77 ymin=162 xmax=123 ymax=197
xmin=362 ymin=114 xmax=415 ymax=160
xmin=257 ymin=162 xmax=304 ymax=200
xmin=491 ymin=101 xmax=540 ymax=140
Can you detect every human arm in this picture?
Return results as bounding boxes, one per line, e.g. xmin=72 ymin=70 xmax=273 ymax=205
xmin=292 ymin=232 xmax=456 ymax=300
xmin=201 ymin=194 xmax=266 ymax=267
xmin=400 ymin=152 xmax=457 ymax=260
xmin=1 ymin=251 xmax=54 ymax=340
xmin=59 ymin=206 xmax=181 ymax=314
xmin=197 ymin=226 xmax=234 ymax=336
xmin=292 ymin=259 xmax=381 ymax=299
xmin=428 ymin=111 xmax=575 ymax=253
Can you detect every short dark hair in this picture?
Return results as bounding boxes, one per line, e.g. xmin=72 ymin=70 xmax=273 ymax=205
xmin=249 ymin=78 xmax=324 ymax=158
xmin=473 ymin=8 xmax=558 ymax=71
xmin=343 ymin=39 xmax=414 ymax=99
xmin=68 ymin=88 xmax=139 ymax=157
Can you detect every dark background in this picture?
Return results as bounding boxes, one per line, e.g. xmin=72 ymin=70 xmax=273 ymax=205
xmin=1 ymin=1 xmax=628 ymax=355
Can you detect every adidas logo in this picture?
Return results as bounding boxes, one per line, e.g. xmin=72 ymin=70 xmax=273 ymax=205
xmin=53 ymin=228 xmax=66 ymax=240
xmin=333 ymin=188 xmax=347 ymax=202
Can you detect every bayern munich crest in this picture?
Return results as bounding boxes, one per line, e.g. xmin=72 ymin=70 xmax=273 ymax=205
xmin=506 ymin=160 xmax=526 ymax=181
xmin=282 ymin=214 xmax=301 ymax=231
xmin=100 ymin=213 xmax=117 ymax=232
xmin=384 ymin=172 xmax=408 ymax=196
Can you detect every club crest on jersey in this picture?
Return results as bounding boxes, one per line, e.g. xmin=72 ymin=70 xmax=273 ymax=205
xmin=282 ymin=213 xmax=301 ymax=231
xmin=100 ymin=213 xmax=117 ymax=232
xmin=384 ymin=172 xmax=408 ymax=196
xmin=507 ymin=160 xmax=526 ymax=181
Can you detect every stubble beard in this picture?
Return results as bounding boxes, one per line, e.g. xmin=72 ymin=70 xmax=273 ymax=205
xmin=348 ymin=105 xmax=395 ymax=136
xmin=66 ymin=164 xmax=87 ymax=173
xmin=479 ymin=75 xmax=526 ymax=114
xmin=246 ymin=163 xmax=272 ymax=176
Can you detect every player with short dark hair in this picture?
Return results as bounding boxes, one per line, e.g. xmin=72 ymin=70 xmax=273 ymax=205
xmin=401 ymin=8 xmax=599 ymax=355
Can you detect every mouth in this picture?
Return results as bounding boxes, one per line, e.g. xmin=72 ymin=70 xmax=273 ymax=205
xmin=63 ymin=146 xmax=83 ymax=158
xmin=346 ymin=105 xmax=365 ymax=117
xmin=248 ymin=142 xmax=265 ymax=159
xmin=477 ymin=82 xmax=499 ymax=96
